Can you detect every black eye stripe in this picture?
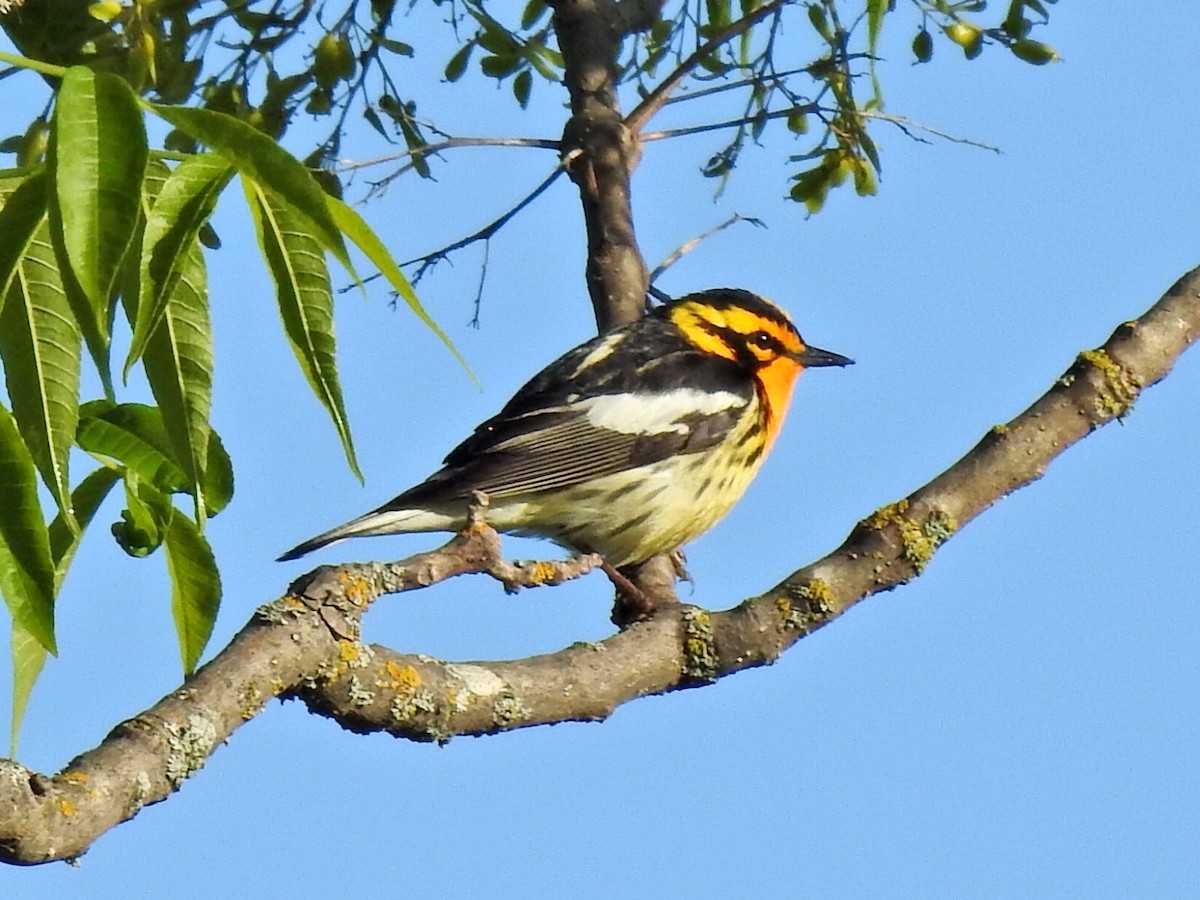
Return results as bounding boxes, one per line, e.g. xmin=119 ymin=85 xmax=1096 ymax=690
xmin=696 ymin=320 xmax=787 ymax=364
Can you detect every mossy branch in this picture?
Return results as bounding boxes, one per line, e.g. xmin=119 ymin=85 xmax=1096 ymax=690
xmin=0 ymin=264 xmax=1195 ymax=865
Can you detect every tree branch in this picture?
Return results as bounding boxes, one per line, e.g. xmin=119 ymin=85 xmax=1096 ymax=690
xmin=1 ymin=265 xmax=1196 ymax=865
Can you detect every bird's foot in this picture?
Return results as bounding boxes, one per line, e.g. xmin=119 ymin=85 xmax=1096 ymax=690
xmin=606 ymin=555 xmax=683 ymax=627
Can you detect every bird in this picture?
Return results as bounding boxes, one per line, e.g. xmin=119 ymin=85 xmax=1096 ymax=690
xmin=278 ymin=288 xmax=852 ymax=568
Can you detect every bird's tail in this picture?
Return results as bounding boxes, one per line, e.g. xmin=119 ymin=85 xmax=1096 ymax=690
xmin=276 ymin=506 xmax=458 ymax=562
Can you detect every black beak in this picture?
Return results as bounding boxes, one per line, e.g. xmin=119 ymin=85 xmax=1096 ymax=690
xmin=794 ymin=344 xmax=854 ymax=368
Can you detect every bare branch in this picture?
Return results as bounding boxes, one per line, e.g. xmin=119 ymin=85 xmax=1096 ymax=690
xmin=1 ymin=266 xmax=1195 ymax=865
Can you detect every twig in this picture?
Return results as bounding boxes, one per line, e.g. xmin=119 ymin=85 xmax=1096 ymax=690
xmin=861 ymin=110 xmax=1002 ymax=153
xmin=625 ymin=0 xmax=792 ymax=135
xmin=337 ymin=135 xmax=562 ymax=173
xmin=649 ymin=214 xmax=766 ymax=283
xmin=400 ymin=153 xmax=577 ymax=282
xmin=640 ymin=104 xmax=819 ymax=143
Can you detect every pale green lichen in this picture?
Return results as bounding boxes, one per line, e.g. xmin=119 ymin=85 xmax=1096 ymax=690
xmin=134 ymin=771 xmax=152 ymax=803
xmin=492 ymin=693 xmax=532 ymax=727
xmin=924 ymin=511 xmax=958 ymax=545
xmin=681 ymin=605 xmax=719 ymax=682
xmin=345 ymin=674 xmax=376 ymax=708
xmin=778 ymin=578 xmax=836 ymax=630
xmin=239 ymin=683 xmax=265 ymax=720
xmin=164 ymin=715 xmax=217 ymax=788
xmin=863 ymin=501 xmax=958 ymax=576
xmin=1078 ymin=348 xmax=1139 ymax=419
xmin=391 ymin=687 xmax=437 ymax=721
xmin=309 ymin=656 xmax=343 ymax=687
xmin=255 ymin=597 xmax=307 ymax=626
xmin=382 ymin=662 xmax=439 ymax=722
xmin=0 ymin=759 xmax=29 ymax=787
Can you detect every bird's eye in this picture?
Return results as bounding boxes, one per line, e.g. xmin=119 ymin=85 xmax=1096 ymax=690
xmin=751 ymin=330 xmax=773 ymax=349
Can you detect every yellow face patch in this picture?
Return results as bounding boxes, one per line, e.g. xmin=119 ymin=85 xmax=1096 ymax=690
xmin=668 ymin=301 xmax=740 ymax=362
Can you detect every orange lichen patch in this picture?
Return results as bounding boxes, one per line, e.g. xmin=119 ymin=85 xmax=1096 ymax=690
xmin=60 ymin=771 xmax=89 ymax=786
xmin=383 ymin=662 xmax=422 ymax=692
xmin=338 ymin=572 xmax=375 ymax=606
xmin=57 ymin=797 xmax=77 ymax=817
xmin=530 ymin=561 xmax=560 ymax=585
xmin=337 ymin=640 xmax=362 ymax=664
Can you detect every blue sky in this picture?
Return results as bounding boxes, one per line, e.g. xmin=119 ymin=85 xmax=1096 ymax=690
xmin=3 ymin=3 xmax=1199 ymax=897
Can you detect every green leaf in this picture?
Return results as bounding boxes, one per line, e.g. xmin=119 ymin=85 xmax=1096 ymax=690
xmin=48 ymin=465 xmax=121 ymax=586
xmin=790 ymin=164 xmax=832 ymax=214
xmin=12 ymin=465 xmax=120 ymax=753
xmin=0 ymin=403 xmax=57 ymax=654
xmin=480 ymin=55 xmax=523 ymax=79
xmin=0 ymin=172 xmax=47 ymax=304
xmin=866 ymin=0 xmax=886 ymax=56
xmin=372 ymin=36 xmax=413 ymax=57
xmin=140 ymin=230 xmax=213 ymax=523
xmin=157 ymin=496 xmax=220 ymax=673
xmin=512 ymin=68 xmax=533 ymax=108
xmin=1010 ymin=38 xmax=1059 ymax=65
xmin=325 ymin=194 xmax=476 ymax=386
xmin=108 ymin=473 xmax=220 ymax=671
xmin=124 ymin=160 xmax=216 ymax=524
xmin=444 ymin=41 xmax=474 ymax=82
xmin=112 ymin=471 xmax=163 ymax=557
xmin=242 ymin=175 xmax=361 ymax=480
xmin=865 ymin=0 xmax=887 ymax=102
xmin=10 ymin=623 xmax=47 ymax=757
xmin=77 ymin=398 xmax=231 ymax=518
xmin=52 ymin=67 xmax=148 ymax=325
xmin=0 ymin=173 xmax=82 ymax=523
xmin=202 ymin=429 xmax=234 ymax=518
xmin=147 ymin=103 xmax=354 ymax=278
xmin=520 ymin=0 xmax=548 ymax=29
xmin=913 ymin=29 xmax=934 ymax=63
xmin=76 ymin=401 xmax=188 ymax=495
xmin=46 ymin=187 xmax=114 ymax=398
xmin=363 ymin=106 xmax=390 ymax=141
xmin=127 ymin=153 xmax=230 ymax=378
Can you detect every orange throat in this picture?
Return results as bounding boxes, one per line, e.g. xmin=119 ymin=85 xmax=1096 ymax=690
xmin=755 ymin=358 xmax=803 ymax=452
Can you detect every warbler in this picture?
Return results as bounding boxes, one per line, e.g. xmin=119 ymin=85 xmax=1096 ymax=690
xmin=278 ymin=288 xmax=851 ymax=567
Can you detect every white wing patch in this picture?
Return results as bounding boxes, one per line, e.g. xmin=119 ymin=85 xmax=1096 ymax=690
xmin=582 ymin=388 xmax=746 ymax=436
xmin=568 ymin=331 xmax=627 ymax=378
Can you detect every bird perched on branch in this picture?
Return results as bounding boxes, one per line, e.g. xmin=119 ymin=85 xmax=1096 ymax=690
xmin=279 ymin=288 xmax=852 ymax=568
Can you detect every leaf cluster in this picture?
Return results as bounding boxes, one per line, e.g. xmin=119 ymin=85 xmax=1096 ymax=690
xmin=0 ymin=0 xmax=436 ymax=186
xmin=0 ymin=54 xmax=458 ymax=751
